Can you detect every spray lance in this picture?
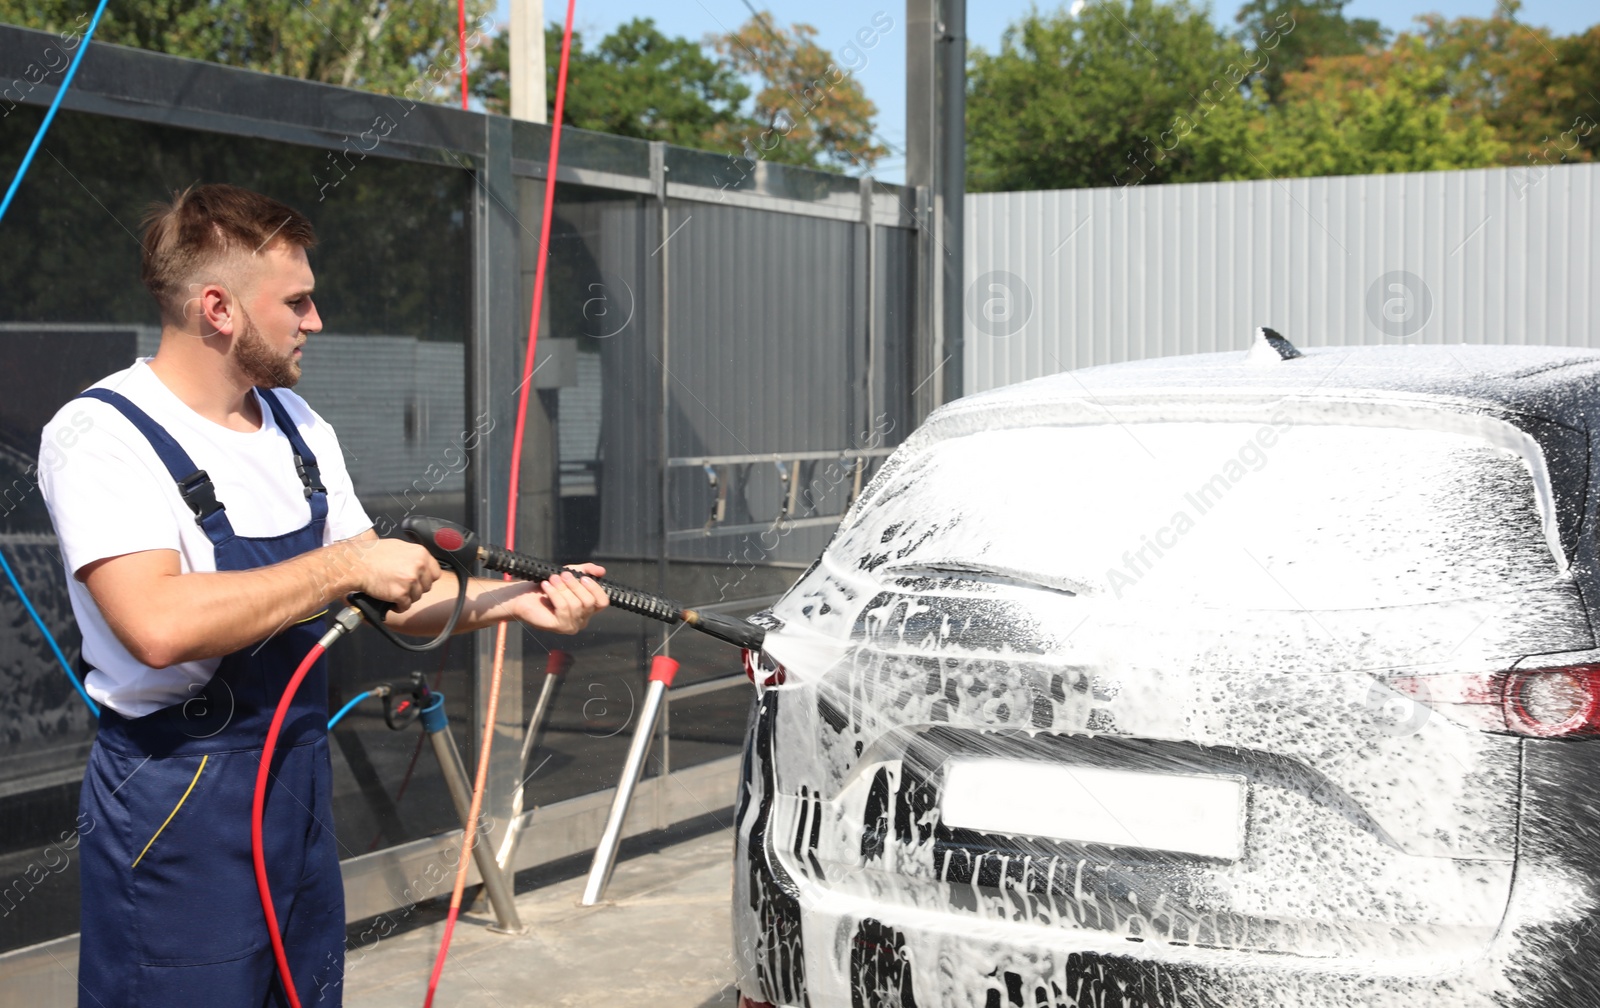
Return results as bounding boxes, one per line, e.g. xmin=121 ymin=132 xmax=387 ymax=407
xmin=358 ymin=515 xmax=767 ymax=649
xmin=253 ymin=513 xmax=765 ymax=1008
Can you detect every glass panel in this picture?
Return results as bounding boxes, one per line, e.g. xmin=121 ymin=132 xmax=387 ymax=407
xmin=517 ymin=613 xmax=659 ymax=807
xmin=664 ymin=146 xmax=862 ymax=210
xmin=0 ymin=105 xmax=472 ymax=952
xmin=0 ymin=82 xmax=924 ymax=956
xmin=664 ymin=688 xmax=750 ymax=774
xmin=506 ymin=177 xmax=666 ymax=808
xmin=512 ymin=121 xmax=651 ymax=180
xmin=511 ymin=179 xmax=658 ymax=566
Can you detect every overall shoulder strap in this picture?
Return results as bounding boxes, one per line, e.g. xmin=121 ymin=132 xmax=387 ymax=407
xmin=76 ymin=388 xmax=235 ymax=544
xmin=256 ymin=388 xmax=329 ymax=527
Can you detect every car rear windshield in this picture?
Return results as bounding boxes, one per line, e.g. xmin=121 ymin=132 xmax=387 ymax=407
xmin=850 ymin=421 xmax=1562 ymax=610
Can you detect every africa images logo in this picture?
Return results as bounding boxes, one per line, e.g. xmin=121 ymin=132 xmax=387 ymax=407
xmin=966 ymin=271 xmax=1034 ymax=339
xmin=1366 ymin=271 xmax=1433 ymax=340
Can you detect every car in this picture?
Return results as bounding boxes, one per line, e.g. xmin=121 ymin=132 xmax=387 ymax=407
xmin=732 ymin=336 xmax=1600 ymax=1008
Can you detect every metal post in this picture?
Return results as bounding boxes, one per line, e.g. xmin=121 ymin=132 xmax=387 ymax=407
xmin=861 ymin=173 xmax=878 ymax=435
xmin=471 ymin=111 xmax=525 ymax=869
xmin=509 ymin=0 xmax=546 ymax=123
xmin=578 ymin=656 xmax=679 ymax=905
xmin=420 ymin=693 xmax=527 ymax=934
xmin=906 ymin=0 xmax=967 ymax=419
xmin=652 ymin=139 xmax=671 ymax=605
xmin=496 ymin=649 xmax=573 ymax=870
xmin=937 ymin=0 xmax=967 ymax=409
xmin=651 ymin=137 xmax=676 ymax=755
xmin=655 ymin=673 xmax=670 ymax=831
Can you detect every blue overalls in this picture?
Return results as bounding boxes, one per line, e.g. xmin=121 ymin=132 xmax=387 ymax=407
xmin=74 ymin=387 xmax=345 ymax=1007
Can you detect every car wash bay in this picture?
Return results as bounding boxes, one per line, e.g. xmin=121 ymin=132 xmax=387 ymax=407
xmin=0 ymin=23 xmax=929 ymax=1003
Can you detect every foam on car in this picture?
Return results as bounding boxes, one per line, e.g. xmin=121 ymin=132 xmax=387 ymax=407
xmin=733 ymin=356 xmax=1600 ymax=1006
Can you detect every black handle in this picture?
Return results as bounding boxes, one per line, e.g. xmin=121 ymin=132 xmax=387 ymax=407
xmin=346 ymin=518 xmax=479 ymax=626
xmin=347 ymin=592 xmax=395 ymax=622
xmin=400 ymin=515 xmax=481 ymax=570
xmin=342 ymin=517 xmax=474 ymax=650
xmin=479 ymin=543 xmax=684 ymax=625
xmin=385 ymin=516 xmax=769 ymax=653
xmin=477 ymin=541 xmax=766 ymax=651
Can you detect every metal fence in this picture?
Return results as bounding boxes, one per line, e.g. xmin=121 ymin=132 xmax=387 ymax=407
xmin=0 ymin=22 xmax=924 ymax=988
xmin=964 ymin=161 xmax=1600 ymax=392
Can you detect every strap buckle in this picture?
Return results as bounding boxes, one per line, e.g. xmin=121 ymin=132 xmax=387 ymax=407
xmin=295 ymin=456 xmax=326 ymax=499
xmin=176 ymin=470 xmax=225 ymax=526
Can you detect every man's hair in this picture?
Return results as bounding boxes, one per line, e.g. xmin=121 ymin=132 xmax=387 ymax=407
xmin=140 ymin=183 xmax=317 ymax=321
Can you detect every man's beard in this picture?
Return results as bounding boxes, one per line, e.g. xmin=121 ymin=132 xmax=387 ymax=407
xmin=233 ymin=309 xmax=301 ymax=389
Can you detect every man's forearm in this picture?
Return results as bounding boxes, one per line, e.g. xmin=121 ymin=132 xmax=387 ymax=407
xmin=380 ymin=573 xmax=537 ymax=636
xmin=99 ymin=542 xmax=372 ymax=668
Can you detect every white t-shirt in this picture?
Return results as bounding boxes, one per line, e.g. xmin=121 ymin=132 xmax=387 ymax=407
xmin=38 ymin=360 xmax=373 ymax=717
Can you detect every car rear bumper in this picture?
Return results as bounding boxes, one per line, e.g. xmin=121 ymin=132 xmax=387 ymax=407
xmin=731 ymin=689 xmax=1587 ymax=1008
xmin=735 ymin=825 xmax=1571 ymax=1008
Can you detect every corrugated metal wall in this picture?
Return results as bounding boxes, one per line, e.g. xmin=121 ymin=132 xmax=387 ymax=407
xmin=965 ymin=162 xmax=1600 ymax=393
xmin=498 ymin=163 xmax=922 ymax=580
xmin=663 ymin=201 xmax=863 ymax=566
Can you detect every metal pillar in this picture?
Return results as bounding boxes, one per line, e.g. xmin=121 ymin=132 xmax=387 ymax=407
xmin=510 ymin=0 xmax=547 ymax=123
xmin=861 ymin=173 xmax=879 ymax=437
xmin=579 ymin=656 xmax=679 ymax=905
xmin=651 ymin=137 xmax=675 ymax=713
xmin=652 ymin=139 xmax=671 ymax=607
xmin=420 ymin=693 xmax=526 ymax=934
xmin=906 ymin=0 xmax=967 ymax=421
xmin=469 ymin=111 xmax=526 ymax=878
xmin=496 ymin=649 xmax=572 ymax=869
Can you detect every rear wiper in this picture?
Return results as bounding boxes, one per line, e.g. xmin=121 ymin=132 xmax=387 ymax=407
xmin=881 ymin=559 xmax=1095 ymax=598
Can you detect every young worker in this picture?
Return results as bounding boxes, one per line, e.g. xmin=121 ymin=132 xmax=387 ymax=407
xmin=39 ymin=183 xmax=608 ymax=1007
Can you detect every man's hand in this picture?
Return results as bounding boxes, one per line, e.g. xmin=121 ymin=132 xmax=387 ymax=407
xmin=506 ymin=563 xmax=609 ymax=634
xmin=338 ymin=537 xmax=442 ymax=613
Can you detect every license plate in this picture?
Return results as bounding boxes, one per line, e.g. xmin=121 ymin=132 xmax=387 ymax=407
xmin=940 ymin=758 xmax=1246 ymax=860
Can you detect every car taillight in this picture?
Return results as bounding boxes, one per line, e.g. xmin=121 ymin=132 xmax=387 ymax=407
xmin=1503 ymin=665 xmax=1600 ymax=737
xmin=737 ymin=996 xmax=776 ymax=1008
xmin=1390 ymin=663 xmax=1600 ymax=738
xmin=742 ymin=648 xmax=787 ymax=687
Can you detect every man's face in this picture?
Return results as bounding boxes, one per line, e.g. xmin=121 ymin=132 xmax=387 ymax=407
xmin=230 ymin=241 xmax=320 ymax=389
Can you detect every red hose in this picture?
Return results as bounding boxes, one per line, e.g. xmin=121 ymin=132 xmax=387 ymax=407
xmin=255 ymin=7 xmax=579 ymax=1002
xmin=252 ymin=640 xmax=327 ymax=1008
xmin=456 ymin=0 xmax=469 ymax=111
xmin=504 ymin=0 xmax=577 ymax=554
xmin=421 ymin=4 xmax=580 ymax=1004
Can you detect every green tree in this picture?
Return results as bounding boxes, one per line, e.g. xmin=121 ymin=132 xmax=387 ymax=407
xmin=1533 ymin=25 xmax=1600 ymax=164
xmin=1 ymin=0 xmax=491 ymax=100
xmin=1254 ymin=2 xmax=1587 ymax=169
xmin=1406 ymin=2 xmax=1590 ymax=166
xmin=473 ymin=18 xmax=751 ymax=148
xmin=474 ymin=13 xmax=884 ymax=172
xmin=1247 ymin=53 xmax=1508 ymax=177
xmin=966 ymin=0 xmax=1269 ymax=191
xmin=1234 ymin=0 xmax=1389 ymax=103
xmin=710 ymin=13 xmax=887 ymax=173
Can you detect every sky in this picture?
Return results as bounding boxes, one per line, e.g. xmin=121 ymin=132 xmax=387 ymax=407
xmin=490 ymin=0 xmax=1600 ymax=183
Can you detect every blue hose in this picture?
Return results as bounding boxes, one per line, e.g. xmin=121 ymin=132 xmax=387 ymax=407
xmin=0 ymin=0 xmax=113 ymax=225
xmin=327 ymin=689 xmax=378 ymax=731
xmin=0 ymin=546 xmax=98 ymax=716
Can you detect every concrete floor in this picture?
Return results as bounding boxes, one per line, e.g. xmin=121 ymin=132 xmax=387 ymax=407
xmin=344 ymin=825 xmax=740 ymax=1008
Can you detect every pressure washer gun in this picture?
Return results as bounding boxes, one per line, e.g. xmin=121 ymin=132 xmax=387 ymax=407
xmin=347 ymin=515 xmax=767 ymax=652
